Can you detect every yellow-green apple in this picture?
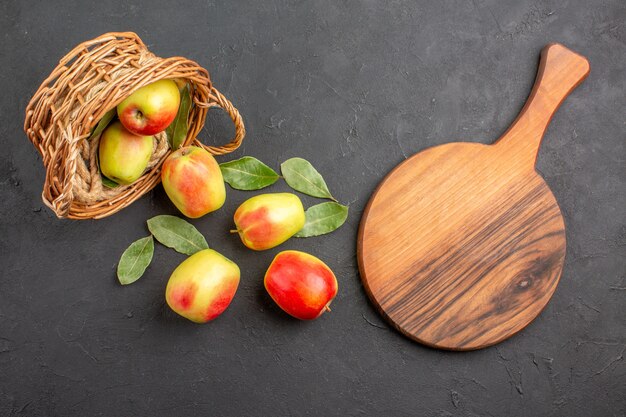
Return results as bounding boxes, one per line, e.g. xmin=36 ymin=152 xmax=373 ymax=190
xmin=98 ymin=121 xmax=153 ymax=185
xmin=166 ymin=249 xmax=240 ymax=323
xmin=264 ymin=250 xmax=338 ymax=320
xmin=161 ymin=146 xmax=226 ymax=218
xmin=233 ymin=193 xmax=305 ymax=250
xmin=117 ymin=79 xmax=180 ymax=135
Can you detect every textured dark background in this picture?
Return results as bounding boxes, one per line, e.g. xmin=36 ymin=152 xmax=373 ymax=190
xmin=1 ymin=1 xmax=624 ymax=416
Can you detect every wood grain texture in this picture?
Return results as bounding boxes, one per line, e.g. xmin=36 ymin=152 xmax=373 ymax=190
xmin=357 ymin=44 xmax=590 ymax=350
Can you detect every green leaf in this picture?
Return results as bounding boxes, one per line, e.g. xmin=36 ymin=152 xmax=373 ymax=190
xmin=294 ymin=202 xmax=349 ymax=237
xmin=89 ymin=108 xmax=116 ymax=140
xmin=173 ymin=78 xmax=188 ymax=92
xmin=117 ymin=236 xmax=154 ymax=285
xmin=219 ymin=157 xmax=280 ymax=190
xmin=166 ymin=84 xmax=192 ymax=150
xmin=147 ymin=215 xmax=208 ymax=255
xmin=101 ymin=175 xmax=119 ymax=189
xmin=281 ymin=157 xmax=336 ymax=200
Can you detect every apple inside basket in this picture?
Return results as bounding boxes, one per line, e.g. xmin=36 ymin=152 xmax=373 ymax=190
xmin=24 ymin=32 xmax=245 ymax=220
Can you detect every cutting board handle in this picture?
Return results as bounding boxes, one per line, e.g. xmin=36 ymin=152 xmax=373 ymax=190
xmin=496 ymin=43 xmax=590 ymax=167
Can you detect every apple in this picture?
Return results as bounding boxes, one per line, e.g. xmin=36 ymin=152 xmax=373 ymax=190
xmin=264 ymin=250 xmax=338 ymax=320
xmin=165 ymin=249 xmax=240 ymax=323
xmin=117 ymin=79 xmax=180 ymax=135
xmin=161 ymin=146 xmax=226 ymax=218
xmin=98 ymin=120 xmax=153 ymax=185
xmin=232 ymin=193 xmax=305 ymax=251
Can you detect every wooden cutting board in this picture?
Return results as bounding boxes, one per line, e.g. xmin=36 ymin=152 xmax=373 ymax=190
xmin=357 ymin=44 xmax=589 ymax=351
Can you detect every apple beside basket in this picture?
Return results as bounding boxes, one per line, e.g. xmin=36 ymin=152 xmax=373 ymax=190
xmin=23 ymin=32 xmax=245 ymax=220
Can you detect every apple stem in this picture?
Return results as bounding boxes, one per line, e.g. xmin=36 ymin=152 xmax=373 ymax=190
xmin=229 ymin=229 xmax=241 ymax=234
xmin=324 ymin=305 xmax=332 ymax=313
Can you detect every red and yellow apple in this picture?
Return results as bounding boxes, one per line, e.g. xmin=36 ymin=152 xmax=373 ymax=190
xmin=117 ymin=79 xmax=180 ymax=135
xmin=165 ymin=249 xmax=240 ymax=323
xmin=264 ymin=250 xmax=338 ymax=320
xmin=233 ymin=193 xmax=305 ymax=251
xmin=98 ymin=121 xmax=153 ymax=185
xmin=161 ymin=146 xmax=226 ymax=218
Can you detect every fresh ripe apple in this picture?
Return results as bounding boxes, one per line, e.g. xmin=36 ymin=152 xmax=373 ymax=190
xmin=165 ymin=249 xmax=240 ymax=323
xmin=117 ymin=79 xmax=180 ymax=136
xmin=264 ymin=250 xmax=338 ymax=320
xmin=233 ymin=193 xmax=305 ymax=251
xmin=98 ymin=120 xmax=153 ymax=185
xmin=161 ymin=146 xmax=226 ymax=218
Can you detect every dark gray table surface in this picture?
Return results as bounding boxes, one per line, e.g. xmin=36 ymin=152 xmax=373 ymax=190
xmin=1 ymin=1 xmax=624 ymax=416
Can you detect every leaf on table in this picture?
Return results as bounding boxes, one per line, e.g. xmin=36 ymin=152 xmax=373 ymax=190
xmin=294 ymin=202 xmax=349 ymax=237
xmin=219 ymin=156 xmax=279 ymax=190
xmin=166 ymin=84 xmax=192 ymax=150
xmin=89 ymin=108 xmax=116 ymax=140
xmin=280 ymin=157 xmax=336 ymax=200
xmin=117 ymin=236 xmax=154 ymax=285
xmin=147 ymin=215 xmax=208 ymax=255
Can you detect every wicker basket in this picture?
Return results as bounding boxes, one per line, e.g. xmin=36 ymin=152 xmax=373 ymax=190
xmin=24 ymin=32 xmax=245 ymax=220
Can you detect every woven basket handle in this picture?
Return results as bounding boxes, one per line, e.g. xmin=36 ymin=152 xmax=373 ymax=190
xmin=193 ymin=87 xmax=245 ymax=155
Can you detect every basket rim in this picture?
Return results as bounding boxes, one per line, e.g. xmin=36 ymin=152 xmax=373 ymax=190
xmin=24 ymin=31 xmax=245 ymax=220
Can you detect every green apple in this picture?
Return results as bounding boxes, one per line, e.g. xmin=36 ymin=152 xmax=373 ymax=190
xmin=161 ymin=146 xmax=226 ymax=218
xmin=117 ymin=79 xmax=180 ymax=136
xmin=98 ymin=121 xmax=153 ymax=185
xmin=166 ymin=249 xmax=240 ymax=323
